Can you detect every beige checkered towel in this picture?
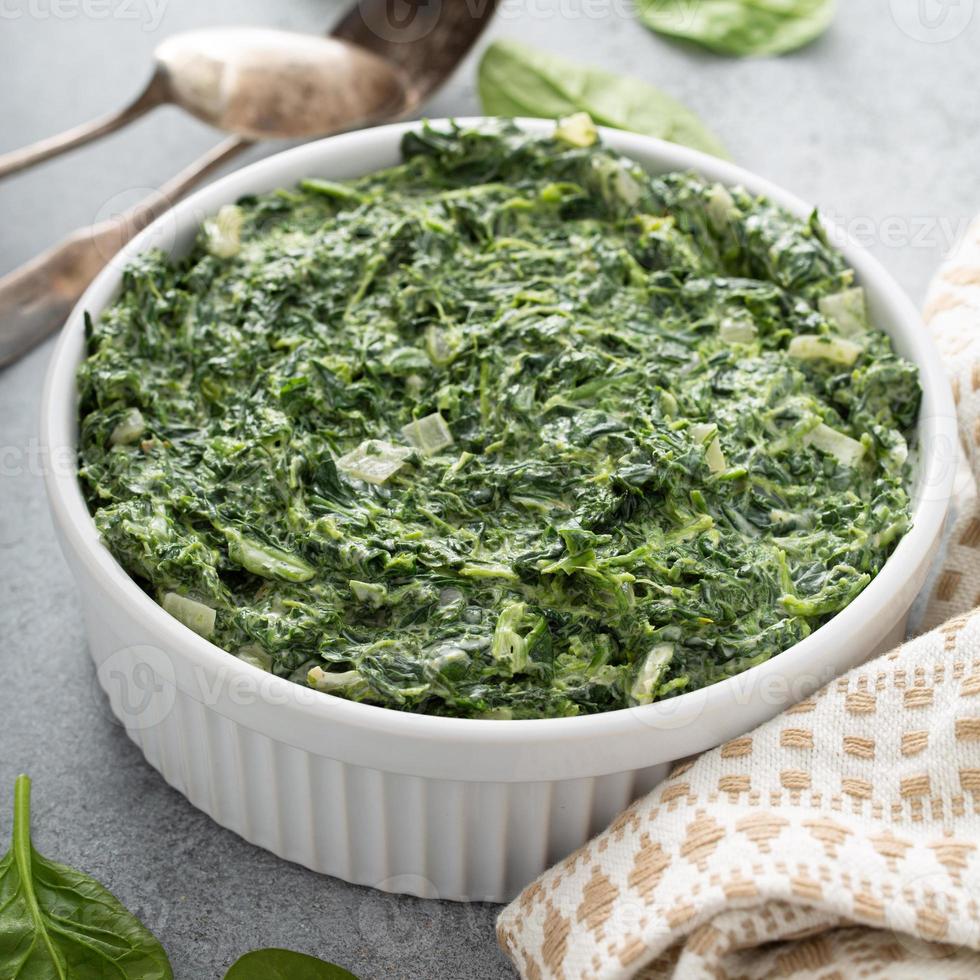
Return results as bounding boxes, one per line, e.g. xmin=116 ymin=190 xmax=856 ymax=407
xmin=496 ymin=224 xmax=980 ymax=978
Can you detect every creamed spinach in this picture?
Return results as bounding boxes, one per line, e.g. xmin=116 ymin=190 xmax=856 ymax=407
xmin=77 ymin=121 xmax=919 ymax=719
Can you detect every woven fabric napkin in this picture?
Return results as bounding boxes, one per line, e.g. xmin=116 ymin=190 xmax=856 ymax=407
xmin=496 ymin=221 xmax=980 ymax=978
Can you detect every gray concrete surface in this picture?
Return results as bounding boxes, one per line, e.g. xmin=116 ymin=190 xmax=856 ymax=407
xmin=1 ymin=2 xmax=978 ymax=977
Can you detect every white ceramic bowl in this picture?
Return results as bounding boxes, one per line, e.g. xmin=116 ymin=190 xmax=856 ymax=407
xmin=42 ymin=118 xmax=956 ymax=903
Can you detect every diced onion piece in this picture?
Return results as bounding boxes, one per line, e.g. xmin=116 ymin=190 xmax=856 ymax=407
xmin=109 ymin=408 xmax=145 ymax=446
xmin=592 ymin=157 xmax=644 ymax=208
xmin=308 ymin=666 xmax=365 ymax=694
xmin=225 ymin=529 xmax=315 ymax=582
xmin=162 ymin=592 xmax=216 ymax=638
xmin=630 ymin=643 xmax=674 ymax=706
xmin=690 ymin=423 xmax=727 ymax=474
xmin=718 ymin=316 xmax=757 ymax=344
xmin=350 ymin=579 xmax=387 ymax=607
xmin=818 ymin=287 xmax=868 ymax=336
xmin=705 ymin=440 xmax=727 ymax=474
xmin=460 ymin=563 xmax=519 ymax=582
xmin=609 ymin=165 xmax=641 ymax=206
xmin=804 ymin=423 xmax=865 ymax=467
xmin=706 ymin=183 xmax=736 ymax=232
xmin=888 ymin=432 xmax=909 ymax=468
xmin=237 ymin=643 xmax=272 ymax=672
xmin=425 ymin=325 xmax=457 ymax=366
xmin=590 ymin=155 xmax=641 ymax=207
xmin=336 ymin=439 xmax=412 ymax=484
xmin=204 ymin=204 xmax=244 ymax=258
xmin=479 ymin=707 xmax=514 ymax=720
xmin=401 ymin=412 xmax=454 ymax=456
xmin=555 ymin=111 xmax=598 ymax=148
xmin=787 ymin=334 xmax=863 ymax=366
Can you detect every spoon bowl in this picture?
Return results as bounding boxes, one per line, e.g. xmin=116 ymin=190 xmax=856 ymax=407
xmin=153 ymin=28 xmax=408 ymax=140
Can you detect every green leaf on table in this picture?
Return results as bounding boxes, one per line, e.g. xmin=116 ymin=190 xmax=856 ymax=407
xmin=0 ymin=775 xmax=173 ymax=979
xmin=637 ymin=0 xmax=836 ymax=57
xmin=477 ymin=39 xmax=728 ymax=158
xmin=224 ymin=948 xmax=360 ymax=979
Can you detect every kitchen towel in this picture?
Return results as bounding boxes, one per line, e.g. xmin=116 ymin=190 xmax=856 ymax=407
xmin=496 ymin=221 xmax=980 ymax=978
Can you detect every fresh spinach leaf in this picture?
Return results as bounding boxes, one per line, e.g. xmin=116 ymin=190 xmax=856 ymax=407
xmin=224 ymin=948 xmax=359 ymax=979
xmin=0 ymin=775 xmax=173 ymax=980
xmin=477 ymin=39 xmax=728 ymax=158
xmin=637 ymin=0 xmax=835 ymax=56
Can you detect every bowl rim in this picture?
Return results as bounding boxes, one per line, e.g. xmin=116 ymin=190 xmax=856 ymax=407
xmin=41 ymin=116 xmax=957 ymax=754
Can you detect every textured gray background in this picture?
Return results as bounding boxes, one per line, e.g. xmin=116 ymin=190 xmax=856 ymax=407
xmin=1 ymin=2 xmax=978 ymax=977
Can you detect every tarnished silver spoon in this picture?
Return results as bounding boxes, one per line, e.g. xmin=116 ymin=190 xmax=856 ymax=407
xmin=0 ymin=27 xmax=407 ymax=179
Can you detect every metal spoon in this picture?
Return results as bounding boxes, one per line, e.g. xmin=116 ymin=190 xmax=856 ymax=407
xmin=0 ymin=28 xmax=407 ymax=180
xmin=0 ymin=0 xmax=496 ymax=368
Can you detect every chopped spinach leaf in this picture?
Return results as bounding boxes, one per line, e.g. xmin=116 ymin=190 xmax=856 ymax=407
xmin=77 ymin=121 xmax=918 ymax=719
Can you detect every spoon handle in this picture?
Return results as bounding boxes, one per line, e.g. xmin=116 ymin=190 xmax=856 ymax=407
xmin=0 ymin=73 xmax=168 ymax=180
xmin=0 ymin=135 xmax=248 ymax=368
